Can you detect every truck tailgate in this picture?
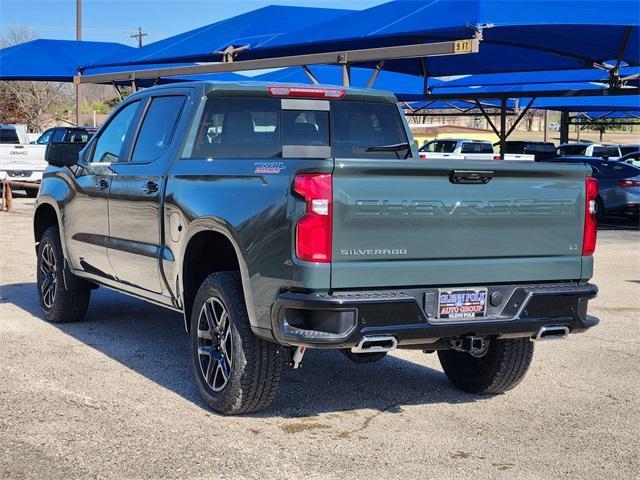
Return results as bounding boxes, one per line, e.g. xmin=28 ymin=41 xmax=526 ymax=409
xmin=331 ymin=159 xmax=588 ymax=289
xmin=0 ymin=145 xmax=47 ymax=168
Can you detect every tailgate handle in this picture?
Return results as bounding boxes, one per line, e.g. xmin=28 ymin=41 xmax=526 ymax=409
xmin=449 ymin=170 xmax=494 ymax=185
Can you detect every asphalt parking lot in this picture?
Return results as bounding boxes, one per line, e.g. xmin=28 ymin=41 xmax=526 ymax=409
xmin=1 ymin=197 xmax=638 ymax=480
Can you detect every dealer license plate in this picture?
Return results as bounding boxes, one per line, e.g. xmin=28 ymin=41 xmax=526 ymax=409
xmin=437 ymin=288 xmax=488 ymax=320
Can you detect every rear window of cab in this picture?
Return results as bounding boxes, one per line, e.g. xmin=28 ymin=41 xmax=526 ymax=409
xmin=188 ymin=97 xmax=410 ymax=159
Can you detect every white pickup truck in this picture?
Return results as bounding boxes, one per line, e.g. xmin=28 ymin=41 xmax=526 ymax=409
xmin=0 ymin=126 xmax=95 ymax=197
xmin=556 ymin=142 xmax=621 ymax=159
xmin=419 ymin=139 xmax=534 ymax=161
xmin=0 ymin=144 xmax=47 ymax=197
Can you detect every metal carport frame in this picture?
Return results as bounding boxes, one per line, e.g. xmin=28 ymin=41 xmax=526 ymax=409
xmin=74 ymin=37 xmax=481 ymax=86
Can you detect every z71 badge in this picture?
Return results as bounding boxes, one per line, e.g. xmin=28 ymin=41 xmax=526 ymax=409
xmin=255 ymin=162 xmax=286 ymax=174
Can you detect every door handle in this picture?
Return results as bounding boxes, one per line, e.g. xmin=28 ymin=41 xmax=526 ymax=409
xmin=142 ymin=181 xmax=159 ymax=194
xmin=94 ymin=179 xmax=109 ymax=190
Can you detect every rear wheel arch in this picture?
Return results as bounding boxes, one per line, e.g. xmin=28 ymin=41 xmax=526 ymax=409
xmin=34 ymin=202 xmax=60 ymax=247
xmin=181 ymin=228 xmax=254 ymax=332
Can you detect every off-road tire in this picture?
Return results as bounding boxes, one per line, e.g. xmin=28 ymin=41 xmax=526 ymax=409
xmin=37 ymin=227 xmax=90 ymax=323
xmin=190 ymin=271 xmax=283 ymax=415
xmin=438 ymin=338 xmax=534 ymax=394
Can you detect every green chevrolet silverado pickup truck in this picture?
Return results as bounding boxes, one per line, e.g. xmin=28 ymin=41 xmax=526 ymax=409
xmin=34 ymin=82 xmax=599 ymax=414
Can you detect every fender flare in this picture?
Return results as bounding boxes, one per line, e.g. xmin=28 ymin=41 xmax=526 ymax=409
xmin=178 ymin=217 xmax=257 ymax=332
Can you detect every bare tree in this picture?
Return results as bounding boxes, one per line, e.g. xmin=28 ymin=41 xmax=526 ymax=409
xmin=0 ymin=25 xmax=72 ymax=131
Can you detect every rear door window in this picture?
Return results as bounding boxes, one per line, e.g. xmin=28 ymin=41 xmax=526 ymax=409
xmin=131 ymin=95 xmax=186 ymax=163
xmin=191 ymin=97 xmax=281 ymax=158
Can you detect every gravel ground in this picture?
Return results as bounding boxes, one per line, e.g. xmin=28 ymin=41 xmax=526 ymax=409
xmin=1 ymin=197 xmax=638 ymax=480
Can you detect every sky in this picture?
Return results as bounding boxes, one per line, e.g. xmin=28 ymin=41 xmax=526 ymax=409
xmin=0 ymin=0 xmax=381 ymax=46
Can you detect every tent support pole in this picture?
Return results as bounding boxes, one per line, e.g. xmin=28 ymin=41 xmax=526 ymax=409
xmin=475 ymin=100 xmax=501 ymax=138
xmin=499 ymin=98 xmax=507 ymax=159
xmin=342 ymin=63 xmax=351 ymax=87
xmin=445 ymin=101 xmax=467 ymax=113
xmin=302 ymin=66 xmax=319 ymax=85
xmin=560 ymin=111 xmax=569 ymax=143
xmin=112 ymin=82 xmax=123 ymax=101
xmin=75 ymin=69 xmax=81 ymax=126
xmin=614 ymin=26 xmax=632 ymax=70
xmin=365 ymin=60 xmax=385 ymax=89
xmin=543 ymin=110 xmax=548 ymax=142
xmin=504 ymin=97 xmax=535 ymax=139
xmin=75 ymin=83 xmax=81 ymax=126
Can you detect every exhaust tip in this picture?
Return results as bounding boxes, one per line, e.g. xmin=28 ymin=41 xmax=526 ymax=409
xmin=533 ymin=325 xmax=570 ymax=341
xmin=351 ymin=335 xmax=398 ymax=353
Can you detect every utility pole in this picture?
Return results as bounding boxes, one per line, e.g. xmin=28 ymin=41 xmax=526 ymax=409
xmin=130 ymin=27 xmax=148 ymax=48
xmin=75 ymin=0 xmax=82 ymax=126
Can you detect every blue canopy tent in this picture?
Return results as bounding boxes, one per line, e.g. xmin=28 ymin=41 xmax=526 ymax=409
xmin=0 ymin=39 xmax=135 ymax=82
xmin=246 ymin=0 xmax=639 ymax=79
xmin=530 ymin=96 xmax=640 ymax=140
xmin=77 ymin=0 xmax=640 ymax=88
xmin=424 ymin=68 xmax=640 ymax=99
xmin=576 ymin=111 xmax=640 ymax=120
xmin=426 ymin=68 xmax=640 ymax=88
xmin=82 ymin=5 xmax=353 ymax=71
xmin=532 ymin=96 xmax=640 ymax=112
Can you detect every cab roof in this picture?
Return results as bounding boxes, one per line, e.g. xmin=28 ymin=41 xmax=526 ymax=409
xmin=135 ymin=80 xmax=399 ymax=104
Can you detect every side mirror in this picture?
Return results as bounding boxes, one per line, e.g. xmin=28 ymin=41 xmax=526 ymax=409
xmin=45 ymin=142 xmax=79 ymax=167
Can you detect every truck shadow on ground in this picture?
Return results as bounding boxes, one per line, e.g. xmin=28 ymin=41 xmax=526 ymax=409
xmin=598 ymin=215 xmax=639 ymax=231
xmin=3 ymin=282 xmax=481 ymax=417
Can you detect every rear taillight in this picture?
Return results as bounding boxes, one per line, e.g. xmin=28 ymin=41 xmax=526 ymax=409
xmin=582 ymin=176 xmax=598 ymax=256
xmin=293 ymin=173 xmax=332 ymax=262
xmin=618 ymin=179 xmax=640 ymax=188
xmin=268 ymin=86 xmax=345 ymax=99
